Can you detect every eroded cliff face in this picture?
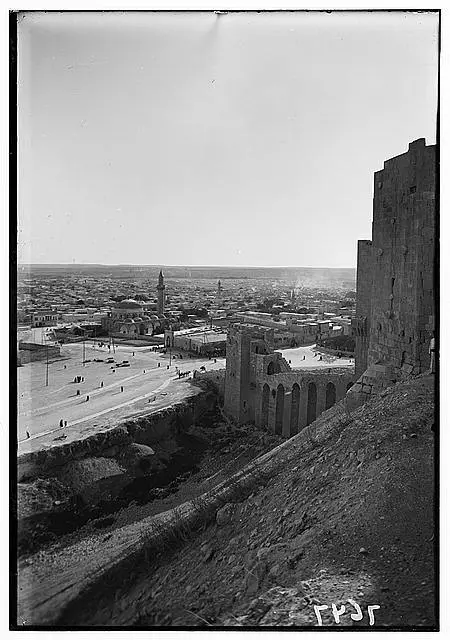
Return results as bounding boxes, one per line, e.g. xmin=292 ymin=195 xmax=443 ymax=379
xmin=17 ymin=389 xmax=220 ymax=555
xmin=18 ymin=389 xmax=218 ymax=483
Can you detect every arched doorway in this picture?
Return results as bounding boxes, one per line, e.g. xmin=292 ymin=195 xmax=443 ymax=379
xmin=325 ymin=382 xmax=336 ymax=410
xmin=307 ymin=382 xmax=317 ymax=426
xmin=275 ymin=384 xmax=284 ymax=435
xmin=290 ymin=383 xmax=300 ymax=436
xmin=267 ymin=360 xmax=280 ymax=375
xmin=261 ymin=384 xmax=270 ymax=428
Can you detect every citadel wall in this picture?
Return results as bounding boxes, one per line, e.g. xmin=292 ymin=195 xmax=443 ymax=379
xmin=354 ymin=138 xmax=436 ymax=381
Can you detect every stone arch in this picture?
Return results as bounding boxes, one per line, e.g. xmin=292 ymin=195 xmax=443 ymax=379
xmin=290 ymin=383 xmax=300 ymax=436
xmin=261 ymin=383 xmax=270 ymax=429
xmin=325 ymin=381 xmax=336 ymax=410
xmin=306 ymin=382 xmax=317 ymax=426
xmin=267 ymin=360 xmax=281 ymax=375
xmin=275 ymin=384 xmax=284 ymax=435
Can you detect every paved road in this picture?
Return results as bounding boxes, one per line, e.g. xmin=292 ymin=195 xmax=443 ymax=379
xmin=17 ymin=340 xmax=224 ymax=454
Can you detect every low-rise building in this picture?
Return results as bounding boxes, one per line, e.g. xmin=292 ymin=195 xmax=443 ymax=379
xmin=31 ymin=310 xmax=58 ymax=327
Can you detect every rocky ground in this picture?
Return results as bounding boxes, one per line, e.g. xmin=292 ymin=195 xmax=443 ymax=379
xmin=60 ymin=374 xmax=435 ymax=629
xmin=17 ymin=374 xmax=436 ymax=629
xmin=17 ymin=416 xmax=283 ymax=558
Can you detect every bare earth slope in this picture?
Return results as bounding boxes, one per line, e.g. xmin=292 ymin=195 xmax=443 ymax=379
xmin=18 ymin=374 xmax=436 ymax=628
xmin=131 ymin=374 xmax=436 ymax=628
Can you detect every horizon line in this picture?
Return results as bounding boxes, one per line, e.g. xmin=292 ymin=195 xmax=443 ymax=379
xmin=18 ymin=263 xmax=357 ymax=270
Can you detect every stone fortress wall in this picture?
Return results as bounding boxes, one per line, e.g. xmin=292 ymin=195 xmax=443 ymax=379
xmin=223 ymin=324 xmax=353 ymax=437
xmin=351 ymin=138 xmax=436 ymax=398
xmin=224 ymin=139 xmax=436 ymax=430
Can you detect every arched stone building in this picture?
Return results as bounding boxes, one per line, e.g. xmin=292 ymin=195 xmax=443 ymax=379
xmin=224 ymin=323 xmax=354 ymax=437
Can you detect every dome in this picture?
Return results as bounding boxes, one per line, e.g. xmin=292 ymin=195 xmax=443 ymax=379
xmin=115 ymin=298 xmax=143 ymax=310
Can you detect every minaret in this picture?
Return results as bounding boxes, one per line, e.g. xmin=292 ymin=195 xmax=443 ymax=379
xmin=217 ymin=280 xmax=223 ymax=296
xmin=157 ymin=269 xmax=165 ymax=315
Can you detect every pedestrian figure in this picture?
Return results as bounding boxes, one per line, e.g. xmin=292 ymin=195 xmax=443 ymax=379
xmin=143 ymin=369 xmax=146 ymax=374
xmin=26 ymin=431 xmax=30 ymax=439
xmin=59 ymin=419 xmax=63 ymax=428
xmin=319 ymin=356 xmax=322 ymax=361
xmin=133 ymin=351 xmax=135 ymax=356
xmin=167 ymin=365 xmax=169 ymax=369
xmin=158 ymin=362 xmax=161 ymax=367
xmin=64 ymin=365 xmax=66 ymax=369
xmin=100 ymin=381 xmax=104 ymax=388
xmin=86 ymin=395 xmax=90 ymax=402
xmin=121 ymin=386 xmax=124 ymax=392
xmin=76 ymin=389 xmax=80 ymax=396
xmin=64 ymin=420 xmax=67 ymax=427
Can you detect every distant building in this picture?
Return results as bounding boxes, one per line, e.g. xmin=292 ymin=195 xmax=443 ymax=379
xmin=164 ymin=326 xmax=227 ymax=356
xmin=157 ymin=270 xmax=165 ymax=316
xmin=18 ymin=341 xmax=60 ymax=364
xmin=102 ymin=299 xmax=153 ymax=337
xmin=31 ymin=310 xmax=58 ymax=327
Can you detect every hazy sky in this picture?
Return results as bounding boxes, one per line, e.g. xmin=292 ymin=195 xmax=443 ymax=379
xmin=18 ymin=10 xmax=438 ymax=267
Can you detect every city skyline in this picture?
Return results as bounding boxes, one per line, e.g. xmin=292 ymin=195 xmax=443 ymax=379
xmin=18 ymin=11 xmax=438 ymax=267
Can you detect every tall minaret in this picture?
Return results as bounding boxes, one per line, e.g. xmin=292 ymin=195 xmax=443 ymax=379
xmin=157 ymin=269 xmax=165 ymax=315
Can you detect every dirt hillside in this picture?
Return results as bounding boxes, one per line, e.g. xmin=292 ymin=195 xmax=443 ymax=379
xmin=57 ymin=373 xmax=435 ymax=628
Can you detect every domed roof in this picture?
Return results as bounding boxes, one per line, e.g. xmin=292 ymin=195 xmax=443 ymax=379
xmin=115 ymin=298 xmax=143 ymax=310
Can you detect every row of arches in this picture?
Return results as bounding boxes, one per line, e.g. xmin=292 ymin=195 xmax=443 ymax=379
xmin=261 ymin=380 xmax=352 ymax=436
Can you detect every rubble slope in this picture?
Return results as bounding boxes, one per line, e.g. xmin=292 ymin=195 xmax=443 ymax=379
xmin=58 ymin=374 xmax=436 ymax=628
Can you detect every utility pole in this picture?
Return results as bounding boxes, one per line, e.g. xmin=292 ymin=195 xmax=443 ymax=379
xmin=45 ymin=342 xmax=49 ymax=387
xmin=82 ymin=332 xmax=86 ymax=366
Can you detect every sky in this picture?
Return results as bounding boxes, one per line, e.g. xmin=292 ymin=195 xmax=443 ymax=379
xmin=17 ymin=10 xmax=439 ymax=268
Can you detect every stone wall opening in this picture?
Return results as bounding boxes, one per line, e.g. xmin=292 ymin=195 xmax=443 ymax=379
xmin=275 ymin=384 xmax=284 ymax=434
xmin=290 ymin=383 xmax=300 ymax=436
xmin=261 ymin=383 xmax=270 ymax=429
xmin=267 ymin=361 xmax=281 ymax=375
xmin=325 ymin=381 xmax=337 ymax=410
xmin=307 ymin=382 xmax=317 ymax=426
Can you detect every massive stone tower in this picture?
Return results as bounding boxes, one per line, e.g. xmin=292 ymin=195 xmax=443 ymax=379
xmin=156 ymin=269 xmax=165 ymax=316
xmin=352 ymin=138 xmax=436 ymax=386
